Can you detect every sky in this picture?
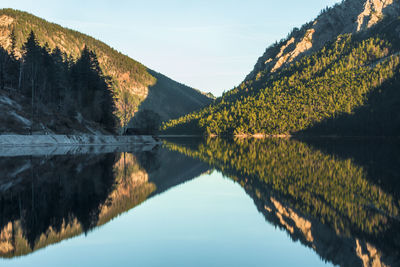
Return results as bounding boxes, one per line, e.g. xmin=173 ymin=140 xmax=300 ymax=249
xmin=0 ymin=0 xmax=341 ymax=96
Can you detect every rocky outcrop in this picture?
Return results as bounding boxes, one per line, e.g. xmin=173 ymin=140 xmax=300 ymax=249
xmin=247 ymin=0 xmax=400 ymax=80
xmin=0 ymin=15 xmax=13 ymax=51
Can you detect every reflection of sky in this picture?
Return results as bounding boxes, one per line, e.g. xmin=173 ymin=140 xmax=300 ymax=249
xmin=3 ymin=171 xmax=330 ymax=267
xmin=0 ymin=0 xmax=341 ymax=96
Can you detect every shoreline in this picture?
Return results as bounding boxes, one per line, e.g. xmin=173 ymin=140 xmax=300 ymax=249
xmin=159 ymin=134 xmax=400 ymax=139
xmin=0 ymin=134 xmax=160 ymax=147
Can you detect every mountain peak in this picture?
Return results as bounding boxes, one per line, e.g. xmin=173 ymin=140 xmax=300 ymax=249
xmin=246 ymin=0 xmax=400 ymax=80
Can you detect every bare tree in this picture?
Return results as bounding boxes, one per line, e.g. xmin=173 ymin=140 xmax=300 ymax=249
xmin=114 ymin=88 xmax=139 ymax=135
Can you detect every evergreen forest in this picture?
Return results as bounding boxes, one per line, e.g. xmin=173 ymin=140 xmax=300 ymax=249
xmin=0 ymin=30 xmax=116 ymax=132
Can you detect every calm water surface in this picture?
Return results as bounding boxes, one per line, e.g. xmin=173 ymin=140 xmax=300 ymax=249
xmin=0 ymin=138 xmax=398 ymax=266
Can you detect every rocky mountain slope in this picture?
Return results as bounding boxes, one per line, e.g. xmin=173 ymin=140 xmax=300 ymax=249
xmin=247 ymin=0 xmax=400 ymax=80
xmin=0 ymin=9 xmax=213 ymax=133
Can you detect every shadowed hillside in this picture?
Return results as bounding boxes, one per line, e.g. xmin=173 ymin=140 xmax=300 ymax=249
xmin=0 ymin=9 xmax=213 ymax=133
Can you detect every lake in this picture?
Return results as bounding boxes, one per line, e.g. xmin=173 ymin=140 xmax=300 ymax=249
xmin=0 ymin=137 xmax=399 ymax=267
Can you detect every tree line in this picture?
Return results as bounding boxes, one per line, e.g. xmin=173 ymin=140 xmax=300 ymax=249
xmin=0 ymin=30 xmax=116 ymax=133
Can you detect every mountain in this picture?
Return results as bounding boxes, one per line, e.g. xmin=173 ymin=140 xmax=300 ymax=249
xmin=0 ymin=9 xmax=213 ymax=134
xmin=247 ymin=0 xmax=399 ymax=80
xmin=162 ymin=0 xmax=400 ymax=136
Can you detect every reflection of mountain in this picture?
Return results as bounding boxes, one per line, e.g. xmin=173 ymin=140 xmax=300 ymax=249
xmin=0 ymin=147 xmax=209 ymax=258
xmin=146 ymin=148 xmax=211 ymax=196
xmin=164 ymin=138 xmax=400 ymax=267
xmin=301 ymin=138 xmax=400 ymax=196
xmin=248 ymin=189 xmax=394 ymax=267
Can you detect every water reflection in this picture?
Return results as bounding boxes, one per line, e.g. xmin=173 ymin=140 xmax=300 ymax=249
xmin=0 ymin=146 xmax=209 ymax=258
xmin=0 ymin=137 xmax=399 ymax=267
xmin=164 ymin=137 xmax=400 ymax=267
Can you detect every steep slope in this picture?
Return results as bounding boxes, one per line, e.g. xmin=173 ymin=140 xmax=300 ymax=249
xmin=162 ymin=0 xmax=400 ymax=136
xmin=140 ymin=69 xmax=214 ymax=122
xmin=247 ymin=0 xmax=400 ymax=80
xmin=0 ymin=9 xmax=213 ymax=132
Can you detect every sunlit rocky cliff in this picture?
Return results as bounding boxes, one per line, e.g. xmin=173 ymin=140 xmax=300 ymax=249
xmin=247 ymin=0 xmax=400 ymax=80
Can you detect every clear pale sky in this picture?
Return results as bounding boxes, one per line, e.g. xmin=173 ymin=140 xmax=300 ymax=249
xmin=1 ymin=0 xmax=340 ymax=96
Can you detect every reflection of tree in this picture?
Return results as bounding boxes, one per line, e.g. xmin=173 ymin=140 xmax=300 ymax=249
xmin=164 ymin=138 xmax=400 ymax=266
xmin=99 ymin=152 xmax=156 ymax=225
xmin=136 ymin=150 xmax=161 ymax=173
xmin=0 ymin=153 xmax=117 ymax=258
xmin=302 ymin=138 xmax=400 ymax=196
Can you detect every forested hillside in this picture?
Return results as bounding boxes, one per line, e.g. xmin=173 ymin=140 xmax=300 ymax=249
xmin=0 ymin=30 xmax=117 ymax=133
xmin=162 ymin=8 xmax=400 ymax=136
xmin=0 ymin=9 xmax=213 ymax=134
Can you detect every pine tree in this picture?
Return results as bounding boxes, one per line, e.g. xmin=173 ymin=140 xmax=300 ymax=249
xmin=22 ymin=31 xmax=42 ymax=131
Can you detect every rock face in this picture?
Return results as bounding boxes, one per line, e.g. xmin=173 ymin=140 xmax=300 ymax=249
xmin=246 ymin=0 xmax=400 ymax=80
xmin=0 ymin=15 xmax=13 ymax=50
